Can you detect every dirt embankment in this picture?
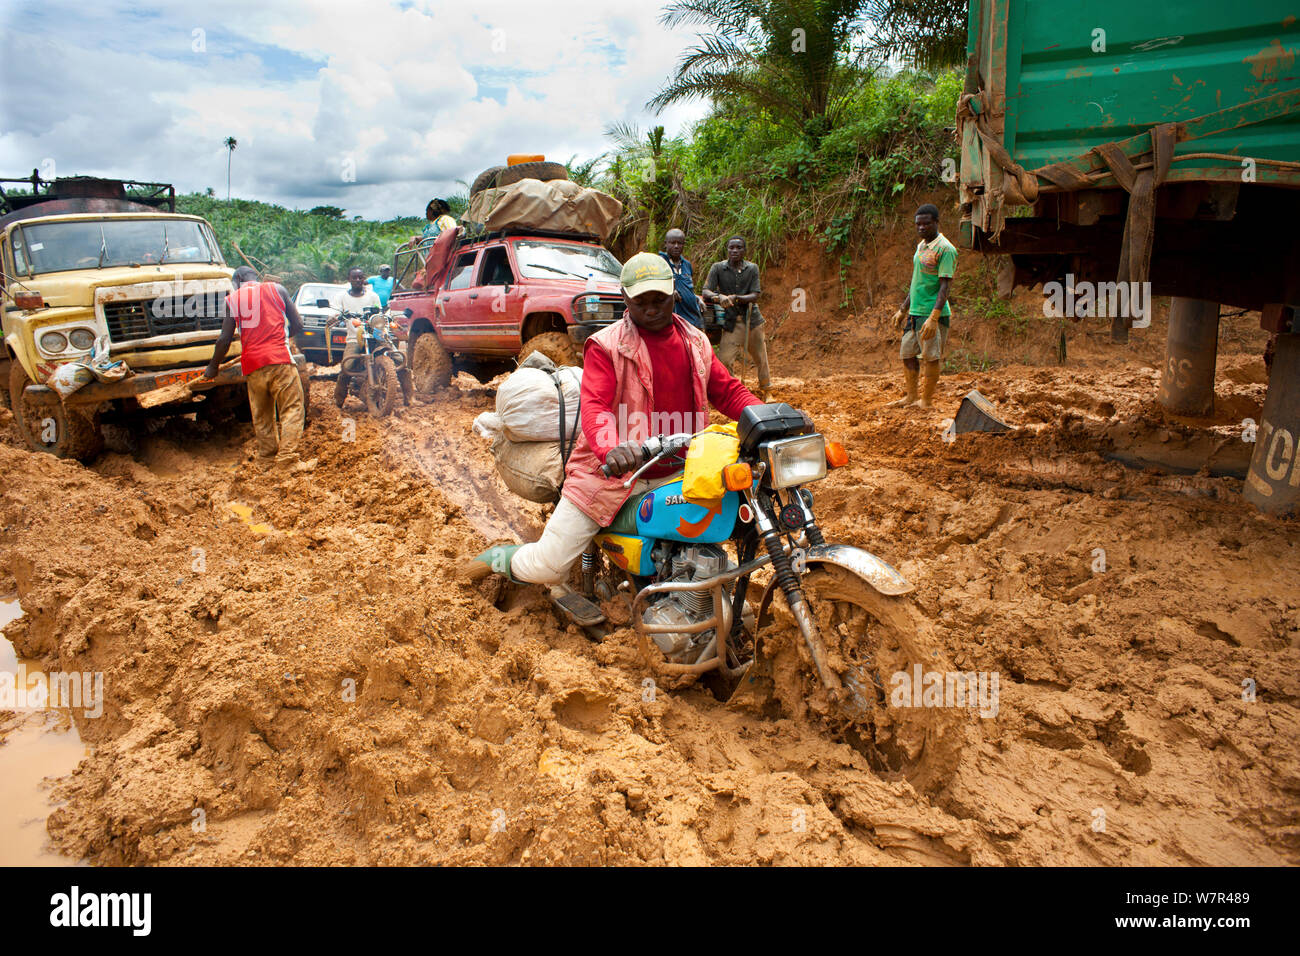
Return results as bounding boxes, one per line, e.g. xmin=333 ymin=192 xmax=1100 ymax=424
xmin=0 ymin=214 xmax=1296 ymax=865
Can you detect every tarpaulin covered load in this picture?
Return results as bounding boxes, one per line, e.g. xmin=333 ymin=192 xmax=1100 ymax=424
xmin=467 ymin=179 xmax=623 ymax=240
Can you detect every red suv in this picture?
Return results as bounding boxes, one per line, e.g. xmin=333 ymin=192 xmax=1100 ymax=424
xmin=391 ymin=228 xmax=625 ymax=391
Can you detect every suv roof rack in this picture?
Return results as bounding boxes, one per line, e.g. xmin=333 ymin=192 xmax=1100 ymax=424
xmin=454 ymin=224 xmax=601 ymax=247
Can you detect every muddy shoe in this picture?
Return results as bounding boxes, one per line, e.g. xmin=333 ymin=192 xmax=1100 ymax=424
xmin=463 ymin=543 xmax=521 ymax=583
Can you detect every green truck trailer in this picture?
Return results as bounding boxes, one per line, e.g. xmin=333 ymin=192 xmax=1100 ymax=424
xmin=958 ymin=1 xmax=1300 ymax=514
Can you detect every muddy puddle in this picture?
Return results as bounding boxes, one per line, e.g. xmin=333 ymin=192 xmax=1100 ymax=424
xmin=0 ymin=597 xmax=88 ymax=866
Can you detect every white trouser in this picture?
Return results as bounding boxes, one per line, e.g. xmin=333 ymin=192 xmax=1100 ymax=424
xmin=511 ymin=481 xmax=653 ymax=585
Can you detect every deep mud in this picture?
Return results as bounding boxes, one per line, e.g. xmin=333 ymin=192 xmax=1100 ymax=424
xmin=1 ymin=214 xmax=1297 ymax=865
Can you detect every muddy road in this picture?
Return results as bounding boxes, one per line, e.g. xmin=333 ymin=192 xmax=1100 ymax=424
xmin=1 ymin=311 xmax=1298 ymax=866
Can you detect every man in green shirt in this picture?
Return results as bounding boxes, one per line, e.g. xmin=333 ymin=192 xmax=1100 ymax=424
xmin=891 ymin=203 xmax=957 ymax=409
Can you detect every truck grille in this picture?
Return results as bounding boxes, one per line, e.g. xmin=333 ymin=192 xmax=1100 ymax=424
xmin=103 ymin=293 xmax=226 ymax=343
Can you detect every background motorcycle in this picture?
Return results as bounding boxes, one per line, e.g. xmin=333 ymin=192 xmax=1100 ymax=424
xmin=320 ymin=300 xmax=413 ymax=417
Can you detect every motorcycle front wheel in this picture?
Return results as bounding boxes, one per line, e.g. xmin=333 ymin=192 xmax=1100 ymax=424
xmin=755 ymin=565 xmax=966 ymax=793
xmin=333 ymin=372 xmax=349 ymax=409
xmin=364 ymin=355 xmax=399 ymax=417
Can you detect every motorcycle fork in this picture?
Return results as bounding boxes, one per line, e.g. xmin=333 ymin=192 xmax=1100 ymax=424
xmin=746 ymin=488 xmax=842 ymax=696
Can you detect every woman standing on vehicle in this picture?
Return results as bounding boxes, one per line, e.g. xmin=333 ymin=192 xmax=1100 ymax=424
xmin=418 ymin=199 xmax=457 ymax=245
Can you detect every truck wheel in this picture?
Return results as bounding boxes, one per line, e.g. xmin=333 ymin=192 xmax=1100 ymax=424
xmin=8 ymin=363 xmax=103 ymax=461
xmin=365 ymin=356 xmax=400 ymax=418
xmin=524 ymin=331 xmax=581 ymax=368
xmin=409 ymin=333 xmax=452 ymax=393
xmin=470 ymin=165 xmax=506 ymax=196
xmin=494 ymin=161 xmax=568 ymax=189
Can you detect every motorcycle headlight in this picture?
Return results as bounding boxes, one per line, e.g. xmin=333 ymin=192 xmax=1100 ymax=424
xmin=368 ymin=314 xmax=388 ymax=331
xmin=68 ymin=328 xmax=96 ymax=351
xmin=39 ymin=331 xmax=68 ymax=353
xmin=763 ymin=434 xmax=827 ymax=489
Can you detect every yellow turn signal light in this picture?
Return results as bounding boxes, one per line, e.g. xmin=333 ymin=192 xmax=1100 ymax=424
xmin=722 ymin=462 xmax=753 ymax=491
xmin=826 ymin=441 xmax=849 ymax=469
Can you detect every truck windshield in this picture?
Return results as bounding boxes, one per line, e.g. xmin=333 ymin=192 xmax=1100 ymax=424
xmin=13 ymin=219 xmax=217 ymax=275
xmin=514 ymin=240 xmax=621 ymax=281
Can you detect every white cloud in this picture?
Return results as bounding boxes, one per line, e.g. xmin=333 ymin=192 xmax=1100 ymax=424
xmin=0 ymin=0 xmax=711 ymax=219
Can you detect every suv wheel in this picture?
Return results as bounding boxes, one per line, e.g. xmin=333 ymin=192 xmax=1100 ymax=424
xmin=524 ymin=331 xmax=581 ymax=368
xmin=8 ymin=362 xmax=104 ymax=461
xmin=409 ymin=333 xmax=452 ymax=393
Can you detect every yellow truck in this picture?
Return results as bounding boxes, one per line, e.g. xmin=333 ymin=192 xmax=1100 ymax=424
xmin=0 ymin=176 xmax=305 ymax=460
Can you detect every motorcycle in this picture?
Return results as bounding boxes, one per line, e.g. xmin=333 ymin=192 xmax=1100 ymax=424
xmin=562 ymin=403 xmax=961 ymax=788
xmin=320 ymin=300 xmax=413 ymax=417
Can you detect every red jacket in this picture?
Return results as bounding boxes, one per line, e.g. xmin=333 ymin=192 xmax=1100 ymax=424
xmin=562 ymin=315 xmax=758 ymax=525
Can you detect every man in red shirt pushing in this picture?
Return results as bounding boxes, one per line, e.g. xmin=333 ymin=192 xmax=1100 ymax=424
xmin=469 ymin=252 xmax=762 ymax=585
xmin=204 ymin=266 xmax=314 ymax=470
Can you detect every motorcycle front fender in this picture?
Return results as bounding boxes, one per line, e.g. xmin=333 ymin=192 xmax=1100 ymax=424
xmin=753 ymin=543 xmax=913 ymax=630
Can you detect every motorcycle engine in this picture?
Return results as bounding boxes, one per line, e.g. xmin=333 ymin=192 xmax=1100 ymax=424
xmin=642 ymin=545 xmax=732 ymax=664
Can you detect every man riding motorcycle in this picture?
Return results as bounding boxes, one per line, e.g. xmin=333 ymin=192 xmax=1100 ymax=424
xmin=468 ymin=252 xmax=761 ymax=585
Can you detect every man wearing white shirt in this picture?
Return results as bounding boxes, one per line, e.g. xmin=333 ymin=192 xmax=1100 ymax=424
xmin=332 ymin=267 xmax=383 ymax=369
xmin=332 ymin=267 xmax=382 ymax=315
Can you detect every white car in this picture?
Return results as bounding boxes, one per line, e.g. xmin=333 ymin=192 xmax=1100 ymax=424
xmin=293 ymin=282 xmax=349 ymax=364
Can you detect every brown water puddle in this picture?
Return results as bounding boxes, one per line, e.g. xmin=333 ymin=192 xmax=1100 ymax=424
xmin=0 ymin=597 xmax=89 ymax=866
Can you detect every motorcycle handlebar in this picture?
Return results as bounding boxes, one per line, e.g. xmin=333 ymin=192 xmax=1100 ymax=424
xmin=598 ymin=433 xmax=693 ymax=479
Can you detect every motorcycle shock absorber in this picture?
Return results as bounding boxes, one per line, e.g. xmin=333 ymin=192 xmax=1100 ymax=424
xmin=581 ymin=545 xmax=598 ymax=599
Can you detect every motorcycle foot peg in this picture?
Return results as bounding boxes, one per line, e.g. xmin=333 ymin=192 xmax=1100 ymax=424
xmin=548 ymin=587 xmax=606 ymax=628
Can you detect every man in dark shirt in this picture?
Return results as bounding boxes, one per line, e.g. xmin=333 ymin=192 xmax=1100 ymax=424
xmin=702 ymin=236 xmax=773 ymax=403
xmin=660 ymin=228 xmax=702 ymax=329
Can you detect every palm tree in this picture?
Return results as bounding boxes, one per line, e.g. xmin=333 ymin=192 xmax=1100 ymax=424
xmin=223 ymin=137 xmax=237 ymax=201
xmin=862 ymin=0 xmax=967 ymax=70
xmin=649 ymin=0 xmax=874 ymax=138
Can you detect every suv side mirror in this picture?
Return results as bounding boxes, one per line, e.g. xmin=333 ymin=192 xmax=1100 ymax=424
xmin=403 ymin=308 xmax=413 ymax=318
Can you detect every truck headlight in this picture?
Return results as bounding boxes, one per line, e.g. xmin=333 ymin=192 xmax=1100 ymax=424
xmin=763 ymin=434 xmax=827 ymax=489
xmin=68 ymin=328 xmax=96 ymax=350
xmin=39 ymin=331 xmax=68 ymax=353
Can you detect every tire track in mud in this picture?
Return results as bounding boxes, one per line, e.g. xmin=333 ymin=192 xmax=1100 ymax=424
xmin=380 ymin=389 xmax=546 ymax=546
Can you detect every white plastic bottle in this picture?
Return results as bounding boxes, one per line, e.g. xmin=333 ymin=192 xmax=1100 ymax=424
xmin=585 ymin=272 xmax=598 ymax=312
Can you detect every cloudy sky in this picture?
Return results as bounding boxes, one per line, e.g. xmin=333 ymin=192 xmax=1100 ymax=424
xmin=0 ymin=0 xmax=711 ymax=220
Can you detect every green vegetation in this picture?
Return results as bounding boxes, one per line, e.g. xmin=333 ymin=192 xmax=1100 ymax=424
xmin=590 ymin=67 xmax=962 ymax=271
xmin=176 ymin=193 xmax=424 ymax=288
